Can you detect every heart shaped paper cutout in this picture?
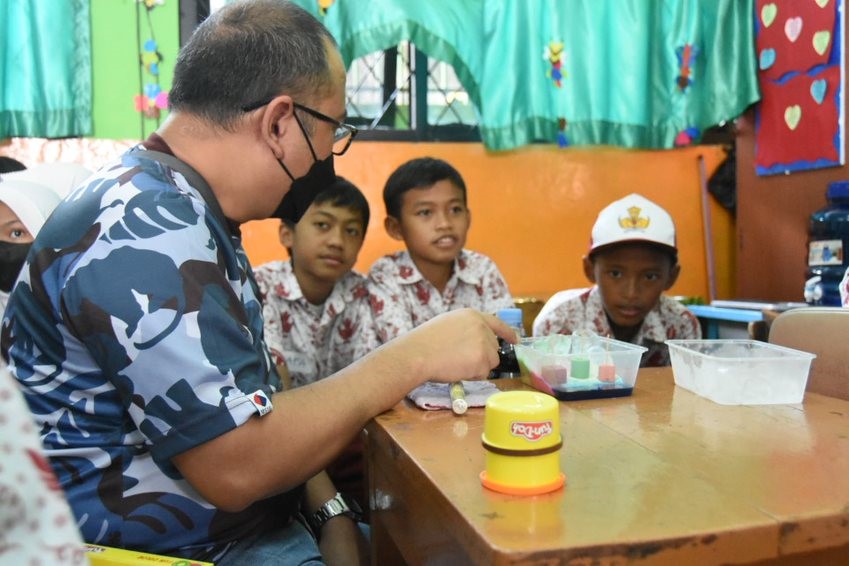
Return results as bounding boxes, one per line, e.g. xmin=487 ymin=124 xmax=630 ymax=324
xmin=811 ymin=79 xmax=827 ymax=104
xmin=759 ymin=48 xmax=776 ymax=70
xmin=785 ymin=17 xmax=803 ymax=42
xmin=815 ymin=0 xmax=830 ymax=7
xmin=785 ymin=105 xmax=802 ymax=130
xmin=813 ymin=30 xmax=831 ymax=55
xmin=761 ymin=3 xmax=778 ymax=27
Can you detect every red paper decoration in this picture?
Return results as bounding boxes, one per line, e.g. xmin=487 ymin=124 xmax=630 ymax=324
xmin=754 ymin=0 xmax=843 ymax=175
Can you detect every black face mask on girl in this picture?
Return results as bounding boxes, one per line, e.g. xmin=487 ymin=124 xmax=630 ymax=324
xmin=0 ymin=241 xmax=31 ymax=293
xmin=272 ymin=112 xmax=336 ymax=224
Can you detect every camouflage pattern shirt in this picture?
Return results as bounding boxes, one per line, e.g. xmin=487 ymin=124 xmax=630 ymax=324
xmin=0 ymin=147 xmax=290 ymax=561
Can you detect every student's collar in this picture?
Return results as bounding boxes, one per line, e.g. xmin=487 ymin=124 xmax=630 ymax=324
xmin=397 ymin=250 xmax=479 ymax=286
xmin=587 ymin=287 xmax=667 ymax=343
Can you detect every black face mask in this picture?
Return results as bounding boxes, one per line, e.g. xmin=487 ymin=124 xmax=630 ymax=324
xmin=272 ymin=112 xmax=336 ymax=224
xmin=0 ymin=241 xmax=31 ymax=293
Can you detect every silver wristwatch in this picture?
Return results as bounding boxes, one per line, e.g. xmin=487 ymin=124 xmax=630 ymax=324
xmin=307 ymin=492 xmax=362 ymax=534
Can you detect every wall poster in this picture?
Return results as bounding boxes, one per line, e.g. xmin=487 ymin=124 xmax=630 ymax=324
xmin=755 ymin=0 xmax=845 ymax=175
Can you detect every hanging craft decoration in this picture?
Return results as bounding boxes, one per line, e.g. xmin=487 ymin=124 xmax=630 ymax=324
xmin=670 ymin=40 xmax=701 ymax=146
xmin=318 ymin=0 xmax=335 ymax=16
xmin=674 ymin=126 xmax=701 ymax=147
xmin=544 ymin=40 xmax=565 ymax=88
xmin=557 ymin=117 xmax=569 ymax=148
xmin=134 ymin=0 xmax=169 ymax=125
xmin=754 ymin=0 xmax=844 ymax=175
xmin=675 ymin=44 xmax=699 ymax=92
xmin=544 ymin=39 xmax=569 ymax=147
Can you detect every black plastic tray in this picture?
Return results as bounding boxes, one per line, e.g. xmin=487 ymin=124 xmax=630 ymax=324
xmin=550 ymin=386 xmax=633 ymax=401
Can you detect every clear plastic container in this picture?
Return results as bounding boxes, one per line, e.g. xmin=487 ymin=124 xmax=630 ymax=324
xmin=514 ymin=334 xmax=646 ymax=401
xmin=667 ymin=339 xmax=815 ymax=405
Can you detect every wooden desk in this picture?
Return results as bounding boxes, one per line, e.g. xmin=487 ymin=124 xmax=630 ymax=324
xmin=365 ymin=368 xmax=849 ymax=564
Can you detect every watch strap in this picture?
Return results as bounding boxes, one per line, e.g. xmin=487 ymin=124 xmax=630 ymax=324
xmin=306 ymin=492 xmax=362 ymax=535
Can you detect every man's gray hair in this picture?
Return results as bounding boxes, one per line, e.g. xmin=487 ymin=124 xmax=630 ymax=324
xmin=169 ymin=0 xmax=337 ymax=130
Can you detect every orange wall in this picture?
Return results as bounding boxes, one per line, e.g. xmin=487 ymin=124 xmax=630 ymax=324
xmin=241 ymin=142 xmax=733 ymax=302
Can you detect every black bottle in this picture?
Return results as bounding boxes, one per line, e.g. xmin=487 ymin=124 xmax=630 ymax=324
xmin=489 ymin=307 xmax=524 ymax=378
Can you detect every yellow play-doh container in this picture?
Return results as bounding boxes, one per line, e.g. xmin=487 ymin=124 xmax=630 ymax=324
xmin=480 ymin=391 xmax=565 ymax=496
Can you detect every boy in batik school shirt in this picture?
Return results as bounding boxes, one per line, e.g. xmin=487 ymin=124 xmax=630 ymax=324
xmin=367 ymin=157 xmax=514 ymax=343
xmin=254 ymin=176 xmax=376 ymax=387
xmin=533 ymin=193 xmax=701 ymax=367
xmin=253 ymin=176 xmax=376 ymax=512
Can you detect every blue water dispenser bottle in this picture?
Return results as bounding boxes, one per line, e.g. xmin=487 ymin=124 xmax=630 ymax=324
xmin=806 ymin=180 xmax=849 ymax=305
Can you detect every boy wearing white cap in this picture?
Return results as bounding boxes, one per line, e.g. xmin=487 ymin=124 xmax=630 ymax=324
xmin=533 ymin=193 xmax=701 ymax=367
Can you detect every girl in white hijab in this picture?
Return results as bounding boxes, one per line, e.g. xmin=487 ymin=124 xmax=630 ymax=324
xmin=0 ymin=163 xmax=91 ymax=314
xmin=0 ymin=179 xmax=61 ymax=313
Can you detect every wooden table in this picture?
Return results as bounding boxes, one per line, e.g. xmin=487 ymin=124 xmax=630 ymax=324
xmin=364 ymin=368 xmax=849 ymax=564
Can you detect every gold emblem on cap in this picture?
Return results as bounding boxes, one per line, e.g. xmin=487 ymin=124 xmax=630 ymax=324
xmin=619 ymin=206 xmax=650 ymax=230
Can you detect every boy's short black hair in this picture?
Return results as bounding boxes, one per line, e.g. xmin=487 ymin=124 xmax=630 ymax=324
xmin=383 ymin=157 xmax=467 ymax=218
xmin=590 ymin=241 xmax=678 ymax=267
xmin=285 ymin=176 xmax=370 ymax=236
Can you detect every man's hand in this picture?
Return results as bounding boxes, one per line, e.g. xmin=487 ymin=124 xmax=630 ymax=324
xmin=386 ymin=308 xmax=518 ymax=383
xmin=172 ymin=309 xmax=517 ymax=511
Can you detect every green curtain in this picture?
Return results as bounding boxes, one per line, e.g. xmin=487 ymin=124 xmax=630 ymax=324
xmin=269 ymin=0 xmax=761 ymax=151
xmin=0 ymin=0 xmax=92 ymax=138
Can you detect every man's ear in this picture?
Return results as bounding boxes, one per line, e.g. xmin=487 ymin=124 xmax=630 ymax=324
xmin=278 ymin=221 xmax=294 ymax=249
xmin=582 ymin=256 xmax=597 ymax=283
xmin=260 ymin=95 xmax=296 ymax=158
xmin=664 ymin=263 xmax=681 ymax=290
xmin=384 ymin=216 xmax=404 ymax=241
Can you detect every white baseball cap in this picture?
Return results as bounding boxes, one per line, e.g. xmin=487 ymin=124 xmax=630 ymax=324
xmin=589 ymin=193 xmax=677 ymax=255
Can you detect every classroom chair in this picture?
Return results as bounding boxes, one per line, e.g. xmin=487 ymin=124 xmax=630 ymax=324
xmin=768 ymin=306 xmax=849 ymax=401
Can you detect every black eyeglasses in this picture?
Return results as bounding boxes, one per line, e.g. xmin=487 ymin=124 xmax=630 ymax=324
xmin=242 ymin=98 xmax=358 ymax=156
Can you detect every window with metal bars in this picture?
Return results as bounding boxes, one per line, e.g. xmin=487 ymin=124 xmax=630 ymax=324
xmin=345 ymin=42 xmax=480 ymax=142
